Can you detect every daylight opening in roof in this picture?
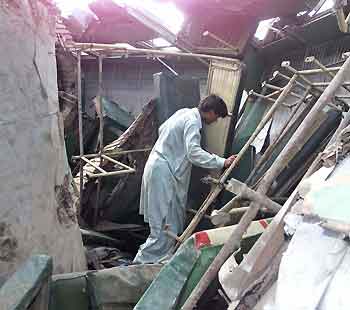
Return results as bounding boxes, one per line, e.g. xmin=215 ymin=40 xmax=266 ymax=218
xmin=55 ymin=0 xmax=184 ymax=34
xmin=254 ymin=0 xmax=334 ymax=41
xmin=153 ymin=38 xmax=172 ymax=47
xmin=254 ymin=18 xmax=279 ymax=41
xmin=55 ymin=0 xmax=94 ymax=16
xmin=125 ymin=0 xmax=184 ymax=34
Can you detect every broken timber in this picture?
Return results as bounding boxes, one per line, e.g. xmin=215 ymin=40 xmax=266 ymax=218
xmin=225 ymin=179 xmax=281 ymax=214
xmin=181 ymin=54 xmax=350 ymax=310
xmin=81 ymin=100 xmax=157 ymax=225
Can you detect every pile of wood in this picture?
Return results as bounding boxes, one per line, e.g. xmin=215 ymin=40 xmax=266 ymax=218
xmin=180 ymin=54 xmax=350 ymax=309
xmin=80 ymin=100 xmax=158 ymax=228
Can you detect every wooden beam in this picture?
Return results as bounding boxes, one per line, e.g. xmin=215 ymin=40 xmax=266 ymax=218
xmin=225 ymin=179 xmax=282 ymax=214
xmin=81 ymin=156 xmax=106 ymax=174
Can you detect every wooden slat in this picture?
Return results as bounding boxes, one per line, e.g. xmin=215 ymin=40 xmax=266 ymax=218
xmin=81 ymin=156 xmax=106 ymax=174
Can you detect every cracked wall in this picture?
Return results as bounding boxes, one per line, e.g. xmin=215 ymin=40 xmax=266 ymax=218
xmin=0 ymin=0 xmax=86 ymax=282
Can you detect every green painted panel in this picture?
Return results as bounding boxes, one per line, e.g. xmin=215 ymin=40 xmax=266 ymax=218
xmin=50 ymin=272 xmax=90 ymax=310
xmin=135 ymin=238 xmax=199 ymax=310
xmin=176 ymin=245 xmax=222 ymax=309
xmin=0 ymin=255 xmax=52 ymax=310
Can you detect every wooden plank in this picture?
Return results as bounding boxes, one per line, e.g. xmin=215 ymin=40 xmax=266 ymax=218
xmin=81 ymin=156 xmax=106 ymax=174
xmin=87 ymin=169 xmax=135 ymax=178
xmin=101 ymin=154 xmax=134 ymax=170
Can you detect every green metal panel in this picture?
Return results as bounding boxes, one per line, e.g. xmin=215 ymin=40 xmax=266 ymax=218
xmin=88 ymin=265 xmax=161 ymax=310
xmin=176 ymin=245 xmax=222 ymax=309
xmin=0 ymin=255 xmax=52 ymax=310
xmin=135 ymin=238 xmax=199 ymax=310
xmin=135 ymin=220 xmax=271 ymax=309
xmin=224 ymin=45 xmax=267 ymax=183
xmin=153 ymin=72 xmax=200 ymax=126
xmin=50 ymin=272 xmax=90 ymax=310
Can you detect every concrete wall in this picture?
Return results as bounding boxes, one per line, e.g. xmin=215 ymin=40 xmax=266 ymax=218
xmin=0 ymin=0 xmax=86 ymax=281
xmin=82 ymin=58 xmax=209 ymax=117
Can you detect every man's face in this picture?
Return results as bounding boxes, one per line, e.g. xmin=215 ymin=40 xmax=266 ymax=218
xmin=203 ymin=110 xmax=219 ymax=124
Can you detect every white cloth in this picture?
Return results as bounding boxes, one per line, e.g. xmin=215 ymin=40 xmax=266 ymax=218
xmin=267 ymin=223 xmax=348 ymax=310
xmin=133 ymin=108 xmax=225 ymax=264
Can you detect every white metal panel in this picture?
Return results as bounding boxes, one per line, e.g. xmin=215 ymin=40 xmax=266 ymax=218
xmin=203 ymin=59 xmax=243 ymax=157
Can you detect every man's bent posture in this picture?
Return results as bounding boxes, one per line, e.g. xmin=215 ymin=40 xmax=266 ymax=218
xmin=133 ymin=94 xmax=236 ymax=264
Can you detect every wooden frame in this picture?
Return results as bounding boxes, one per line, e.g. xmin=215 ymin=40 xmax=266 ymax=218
xmin=79 ymin=154 xmax=135 ymax=179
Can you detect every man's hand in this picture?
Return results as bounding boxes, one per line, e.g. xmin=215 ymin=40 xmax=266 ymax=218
xmin=224 ymin=155 xmax=237 ymax=168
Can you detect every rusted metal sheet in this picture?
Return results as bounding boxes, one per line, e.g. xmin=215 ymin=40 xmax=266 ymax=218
xmin=203 ymin=59 xmax=243 ymax=157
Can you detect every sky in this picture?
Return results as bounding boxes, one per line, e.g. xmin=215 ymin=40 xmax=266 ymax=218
xmin=55 ymin=0 xmax=335 ymax=41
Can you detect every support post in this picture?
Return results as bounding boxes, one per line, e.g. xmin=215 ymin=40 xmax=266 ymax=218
xmin=94 ymin=55 xmax=104 ymax=227
xmin=77 ymin=51 xmax=84 ymax=214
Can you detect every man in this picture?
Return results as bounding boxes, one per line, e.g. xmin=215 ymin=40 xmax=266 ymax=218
xmin=133 ymin=94 xmax=236 ymax=264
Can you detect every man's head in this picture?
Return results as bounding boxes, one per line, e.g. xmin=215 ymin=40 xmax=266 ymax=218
xmin=198 ymin=94 xmax=228 ymax=124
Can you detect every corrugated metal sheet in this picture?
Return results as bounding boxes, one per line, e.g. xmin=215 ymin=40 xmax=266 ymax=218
xmin=203 ymin=59 xmax=243 ymax=157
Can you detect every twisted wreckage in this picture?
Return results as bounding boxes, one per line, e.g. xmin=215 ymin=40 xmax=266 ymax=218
xmin=2 ymin=0 xmax=350 ymax=309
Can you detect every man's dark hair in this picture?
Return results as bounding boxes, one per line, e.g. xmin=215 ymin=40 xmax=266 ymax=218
xmin=198 ymin=94 xmax=228 ymax=118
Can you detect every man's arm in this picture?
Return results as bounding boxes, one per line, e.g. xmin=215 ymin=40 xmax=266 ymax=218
xmin=184 ymin=121 xmax=226 ymax=169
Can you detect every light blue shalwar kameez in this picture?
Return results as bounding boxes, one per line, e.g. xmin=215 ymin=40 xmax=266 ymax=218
xmin=133 ymin=108 xmax=225 ymax=264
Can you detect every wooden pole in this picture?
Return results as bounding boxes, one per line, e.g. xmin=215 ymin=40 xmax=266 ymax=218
xmin=225 ymin=179 xmax=281 ymax=214
xmin=258 ymin=54 xmax=350 ymax=194
xmin=72 ymin=42 xmax=240 ymax=64
xmin=71 ymin=148 xmax=152 ymax=160
xmin=306 ymin=56 xmax=350 ymax=93
xmin=181 ymin=199 xmax=263 ymax=310
xmin=175 ymin=75 xmax=297 ymax=249
xmin=181 ymin=55 xmax=350 ymax=310
xmin=77 ymin=51 xmax=84 ymax=214
xmin=81 ymin=156 xmax=107 ymax=174
xmin=298 ymin=67 xmax=341 ymax=75
xmin=93 ymin=55 xmax=104 ymax=227
xmin=246 ymin=87 xmax=313 ymax=185
xmin=87 ymin=169 xmax=135 ymax=179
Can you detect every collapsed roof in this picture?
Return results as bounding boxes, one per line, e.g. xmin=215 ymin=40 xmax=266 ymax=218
xmin=62 ymin=0 xmax=329 ymax=56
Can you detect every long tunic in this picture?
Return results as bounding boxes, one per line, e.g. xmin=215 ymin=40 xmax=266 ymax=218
xmin=133 ymin=108 xmax=225 ymax=264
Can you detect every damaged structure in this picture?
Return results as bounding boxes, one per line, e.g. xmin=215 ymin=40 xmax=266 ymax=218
xmin=2 ymin=0 xmax=350 ymax=309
